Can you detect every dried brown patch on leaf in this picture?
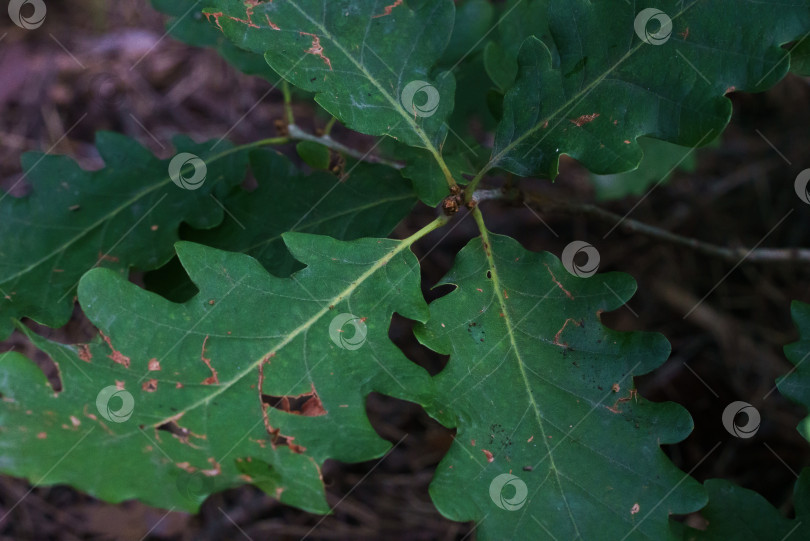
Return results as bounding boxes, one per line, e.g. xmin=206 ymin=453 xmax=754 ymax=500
xmin=200 ymin=335 xmax=219 ymax=385
xmin=544 ymin=264 xmax=574 ymax=300
xmin=263 ymin=383 xmax=328 ymax=417
xmin=257 ymin=354 xmax=306 ymax=453
xmin=300 ymin=32 xmax=333 ymax=70
xmin=99 ymin=331 xmax=130 ymax=368
xmin=373 ymin=0 xmax=403 ymax=18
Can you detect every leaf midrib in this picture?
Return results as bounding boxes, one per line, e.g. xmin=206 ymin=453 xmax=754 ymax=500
xmin=472 ymin=207 xmax=581 ymax=538
xmin=155 ymin=217 xmax=445 ymax=427
xmin=487 ymin=2 xmax=698 ymax=169
xmin=283 ymin=2 xmax=452 ymax=181
xmin=1 ymin=145 xmax=244 ymax=287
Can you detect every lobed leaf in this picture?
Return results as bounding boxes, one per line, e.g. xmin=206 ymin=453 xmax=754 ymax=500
xmin=0 ymin=133 xmax=248 ymax=338
xmin=151 ymin=0 xmax=280 ymax=81
xmin=679 ymin=474 xmax=810 ymax=540
xmin=489 ymin=0 xmax=810 ymax=178
xmin=202 ymin=0 xmax=456 ymax=152
xmin=415 ymin=221 xmax=706 ymax=540
xmin=188 ymin=148 xmax=418 ymax=278
xmin=778 ymin=301 xmax=810 ymax=442
xmin=0 ymin=234 xmax=436 ymax=512
xmin=590 ymin=137 xmax=699 ymax=201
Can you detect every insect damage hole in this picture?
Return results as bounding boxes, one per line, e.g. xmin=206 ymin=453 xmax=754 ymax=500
xmin=262 ymin=383 xmax=327 ymax=417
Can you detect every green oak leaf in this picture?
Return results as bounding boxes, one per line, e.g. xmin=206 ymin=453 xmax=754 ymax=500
xmin=151 ymin=0 xmax=280 ymax=82
xmin=394 ymin=147 xmax=475 ymax=207
xmin=778 ymin=301 xmax=810 ymax=442
xmin=145 ymin=149 xmax=417 ymax=301
xmin=440 ymin=0 xmax=494 ymax=66
xmin=0 ymin=132 xmax=248 ymax=339
xmin=0 ymin=233 xmax=436 ymax=512
xmin=590 ymin=137 xmax=699 ymax=201
xmin=684 ymin=301 xmax=810 ymax=539
xmin=202 ymin=0 xmax=455 ymax=152
xmin=490 ymin=0 xmax=810 ymax=178
xmin=190 ymin=149 xmax=418 ymax=277
xmin=679 ymin=473 xmax=810 ymax=540
xmin=484 ymin=41 xmax=518 ymax=93
xmin=791 ymin=36 xmax=810 ymax=76
xmin=295 ymin=141 xmax=331 ymax=170
xmin=415 ymin=220 xmax=705 ymax=540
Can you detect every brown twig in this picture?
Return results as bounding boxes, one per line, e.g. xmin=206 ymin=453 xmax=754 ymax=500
xmin=521 ymin=191 xmax=810 ymax=264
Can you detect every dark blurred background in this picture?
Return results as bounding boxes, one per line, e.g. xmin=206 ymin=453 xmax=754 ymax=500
xmin=1 ymin=1 xmax=810 ymax=539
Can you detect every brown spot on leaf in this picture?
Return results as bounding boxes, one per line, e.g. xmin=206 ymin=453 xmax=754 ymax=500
xmin=570 ymin=113 xmax=600 ymax=127
xmin=544 ymin=264 xmax=574 ymax=300
xmin=176 ymin=461 xmax=196 ymax=473
xmin=257 ymin=355 xmax=307 ymax=454
xmin=204 ymin=11 xmax=224 ymax=31
xmin=263 ymin=383 xmax=327 ymax=417
xmin=300 ymin=32 xmax=333 ymax=70
xmin=264 ymin=14 xmax=280 ymax=30
xmin=482 ymin=449 xmax=494 ymax=462
xmin=372 ymin=0 xmax=402 ymax=18
xmin=78 ymin=344 xmax=92 ymax=363
xmin=631 ymin=503 xmax=640 ymax=515
xmin=148 ymin=358 xmax=161 ymax=371
xmin=201 ymin=457 xmax=221 ymax=477
xmin=553 ymin=318 xmax=583 ymax=347
xmin=37 ymin=432 xmax=47 ymax=439
xmin=100 ymin=331 xmax=130 ymax=368
xmin=142 ymin=379 xmax=158 ymax=392
xmin=200 ymin=335 xmax=219 ymax=385
xmin=97 ymin=252 xmax=119 ymax=263
xmin=157 ymin=419 xmax=203 ymax=448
